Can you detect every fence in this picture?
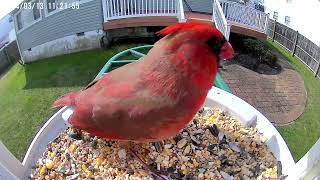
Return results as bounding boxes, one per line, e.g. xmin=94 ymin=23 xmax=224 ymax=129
xmin=267 ymin=19 xmax=320 ymax=78
xmin=0 ymin=41 xmax=21 ymax=76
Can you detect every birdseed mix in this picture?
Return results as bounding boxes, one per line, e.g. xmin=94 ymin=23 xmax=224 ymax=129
xmin=29 ymin=108 xmax=284 ymax=180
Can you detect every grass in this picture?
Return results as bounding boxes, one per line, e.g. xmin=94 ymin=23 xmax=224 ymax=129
xmin=266 ymin=40 xmax=320 ymax=161
xmin=0 ymin=44 xmax=140 ymax=160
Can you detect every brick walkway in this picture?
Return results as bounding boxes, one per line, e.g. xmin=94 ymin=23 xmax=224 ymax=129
xmin=220 ymin=64 xmax=307 ymax=125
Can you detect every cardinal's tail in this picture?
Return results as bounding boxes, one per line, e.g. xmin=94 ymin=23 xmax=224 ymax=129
xmin=52 ymin=91 xmax=80 ymax=108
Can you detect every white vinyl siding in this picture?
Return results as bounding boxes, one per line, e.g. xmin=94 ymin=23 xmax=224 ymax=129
xmin=44 ymin=0 xmax=85 ymax=16
xmin=16 ymin=0 xmax=102 ymax=51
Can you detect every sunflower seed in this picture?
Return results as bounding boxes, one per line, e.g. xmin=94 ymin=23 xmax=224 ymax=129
xmin=208 ymin=125 xmax=219 ymax=137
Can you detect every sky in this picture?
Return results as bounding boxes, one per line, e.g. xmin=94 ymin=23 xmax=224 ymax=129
xmin=0 ymin=0 xmax=22 ymax=20
xmin=0 ymin=1 xmax=21 ymax=40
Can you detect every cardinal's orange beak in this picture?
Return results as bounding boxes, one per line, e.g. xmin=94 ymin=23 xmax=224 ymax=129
xmin=219 ymin=42 xmax=234 ymax=60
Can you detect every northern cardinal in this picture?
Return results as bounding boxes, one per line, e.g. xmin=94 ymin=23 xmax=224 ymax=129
xmin=54 ymin=22 xmax=233 ymax=179
xmin=53 ymin=22 xmax=234 ymax=142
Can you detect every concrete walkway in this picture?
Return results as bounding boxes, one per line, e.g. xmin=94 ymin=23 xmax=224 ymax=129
xmin=220 ymin=64 xmax=307 ymax=125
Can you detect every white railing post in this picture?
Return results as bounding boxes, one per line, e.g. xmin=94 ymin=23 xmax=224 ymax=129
xmin=120 ymin=0 xmax=124 ymax=16
xmin=264 ymin=13 xmax=269 ymax=33
xmin=102 ymin=0 xmax=108 ymax=22
xmin=212 ymin=0 xmax=230 ymax=40
xmin=226 ymin=24 xmax=231 ymax=41
xmin=177 ymin=0 xmax=186 ymax=22
xmin=211 ymin=0 xmax=215 ymax=22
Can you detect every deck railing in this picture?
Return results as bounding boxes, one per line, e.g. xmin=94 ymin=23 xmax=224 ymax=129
xmin=219 ymin=0 xmax=269 ymax=33
xmin=103 ymin=0 xmax=180 ymax=21
xmin=212 ymin=0 xmax=230 ymax=40
xmin=177 ymin=0 xmax=186 ymax=22
xmin=102 ymin=0 xmax=268 ymax=36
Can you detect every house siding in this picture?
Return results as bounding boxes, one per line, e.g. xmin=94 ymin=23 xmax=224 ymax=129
xmin=17 ymin=0 xmax=103 ymax=51
xmin=183 ymin=0 xmax=213 ymax=14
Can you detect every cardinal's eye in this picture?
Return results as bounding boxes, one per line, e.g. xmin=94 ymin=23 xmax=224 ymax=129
xmin=206 ymin=37 xmax=227 ymax=55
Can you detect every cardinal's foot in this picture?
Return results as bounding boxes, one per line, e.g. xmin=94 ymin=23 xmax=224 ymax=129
xmin=153 ymin=141 xmax=164 ymax=153
xmin=128 ymin=148 xmax=168 ymax=180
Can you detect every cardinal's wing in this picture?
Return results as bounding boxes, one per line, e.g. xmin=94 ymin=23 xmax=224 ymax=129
xmin=70 ymin=58 xmax=185 ymax=141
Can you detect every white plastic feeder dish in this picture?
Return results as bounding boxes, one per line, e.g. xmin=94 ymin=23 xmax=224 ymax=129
xmin=1 ymin=87 xmax=312 ymax=179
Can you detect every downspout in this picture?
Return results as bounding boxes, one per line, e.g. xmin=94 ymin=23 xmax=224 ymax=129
xmin=12 ymin=16 xmax=25 ymax=65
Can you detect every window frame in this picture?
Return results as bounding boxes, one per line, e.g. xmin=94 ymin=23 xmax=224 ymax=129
xmin=14 ymin=0 xmax=43 ymax=34
xmin=33 ymin=0 xmax=41 ymax=20
xmin=46 ymin=0 xmax=57 ymax=14
xmin=16 ymin=12 xmax=23 ymax=30
xmin=273 ymin=11 xmax=278 ymax=21
xmin=285 ymin=16 xmax=291 ymax=26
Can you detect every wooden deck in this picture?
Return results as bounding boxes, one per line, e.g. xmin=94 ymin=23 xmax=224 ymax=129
xmin=103 ymin=16 xmax=178 ymax=30
xmin=103 ymin=12 xmax=267 ymax=40
xmin=185 ymin=12 xmax=214 ymax=25
xmin=229 ymin=21 xmax=267 ymax=40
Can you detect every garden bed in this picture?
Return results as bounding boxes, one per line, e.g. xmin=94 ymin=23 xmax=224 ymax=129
xmin=228 ymin=34 xmax=283 ymax=75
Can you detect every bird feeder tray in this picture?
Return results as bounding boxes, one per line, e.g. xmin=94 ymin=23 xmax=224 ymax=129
xmin=21 ymin=86 xmax=295 ymax=179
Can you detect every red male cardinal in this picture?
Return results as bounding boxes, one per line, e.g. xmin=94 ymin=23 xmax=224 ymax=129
xmin=53 ymin=22 xmax=234 ymax=143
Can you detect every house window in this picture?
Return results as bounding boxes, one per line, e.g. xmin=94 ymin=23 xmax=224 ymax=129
xmin=256 ymin=0 xmax=264 ymax=4
xmin=33 ymin=0 xmax=41 ymax=20
xmin=16 ymin=12 xmax=23 ymax=30
xmin=47 ymin=0 xmax=57 ymax=13
xmin=285 ymin=16 xmax=291 ymax=25
xmin=273 ymin=11 xmax=278 ymax=21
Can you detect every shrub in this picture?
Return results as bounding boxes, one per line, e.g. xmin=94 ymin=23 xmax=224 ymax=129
xmin=242 ymin=38 xmax=278 ymax=66
xmin=243 ymin=38 xmax=266 ymax=56
xmin=264 ymin=51 xmax=278 ymax=66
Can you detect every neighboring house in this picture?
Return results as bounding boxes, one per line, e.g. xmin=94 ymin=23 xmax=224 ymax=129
xmin=0 ymin=15 xmax=16 ymax=48
xmin=11 ymin=0 xmax=104 ymax=62
xmin=0 ymin=41 xmax=7 ymax=49
xmin=8 ymin=29 xmax=17 ymax=44
xmin=0 ymin=36 xmax=9 ymax=49
xmin=264 ymin=0 xmax=320 ymax=45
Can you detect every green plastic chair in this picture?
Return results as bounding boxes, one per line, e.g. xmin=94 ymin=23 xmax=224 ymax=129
xmin=96 ymin=45 xmax=231 ymax=93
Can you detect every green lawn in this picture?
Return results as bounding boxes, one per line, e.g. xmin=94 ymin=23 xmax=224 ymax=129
xmin=266 ymin=40 xmax=320 ymax=161
xmin=0 ymin=44 xmax=139 ymax=160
